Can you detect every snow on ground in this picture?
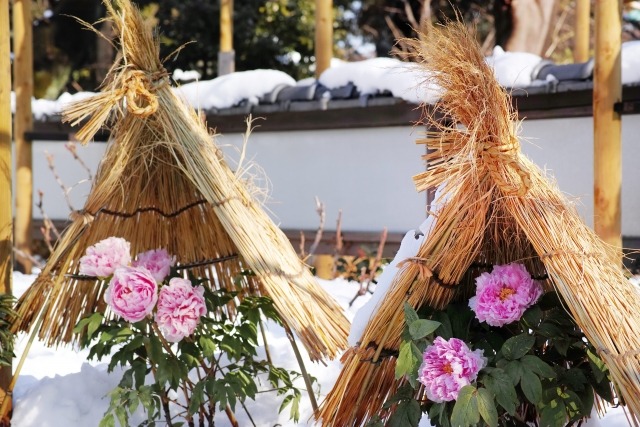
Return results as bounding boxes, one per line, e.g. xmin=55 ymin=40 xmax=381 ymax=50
xmin=10 ymin=270 xmax=632 ymax=426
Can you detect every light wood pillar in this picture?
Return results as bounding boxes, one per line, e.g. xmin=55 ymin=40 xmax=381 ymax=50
xmin=593 ymin=0 xmax=622 ymax=250
xmin=13 ymin=0 xmax=34 ymax=272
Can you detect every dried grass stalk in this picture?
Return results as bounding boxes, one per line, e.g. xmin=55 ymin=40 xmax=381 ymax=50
xmin=13 ymin=0 xmax=348 ymax=362
xmin=318 ymin=23 xmax=640 ymax=425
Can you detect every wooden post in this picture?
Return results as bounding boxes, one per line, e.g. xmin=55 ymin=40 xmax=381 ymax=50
xmin=13 ymin=0 xmax=33 ymax=273
xmin=218 ymin=0 xmax=235 ymax=76
xmin=315 ymin=0 xmax=333 ymax=78
xmin=593 ymin=0 xmax=622 ymax=249
xmin=0 ymin=0 xmax=13 ymax=417
xmin=574 ymin=0 xmax=591 ymax=62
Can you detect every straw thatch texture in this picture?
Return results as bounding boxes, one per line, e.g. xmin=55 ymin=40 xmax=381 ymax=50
xmin=318 ymin=23 xmax=640 ymax=426
xmin=13 ymin=0 xmax=348 ymax=362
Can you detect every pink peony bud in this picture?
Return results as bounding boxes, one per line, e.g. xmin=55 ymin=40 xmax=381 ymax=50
xmin=132 ymin=249 xmax=175 ymax=283
xmin=79 ymin=237 xmax=132 ymax=278
xmin=469 ymin=263 xmax=543 ymax=327
xmin=418 ymin=337 xmax=486 ymax=403
xmin=105 ymin=266 xmax=158 ymax=323
xmin=155 ymin=278 xmax=206 ymax=342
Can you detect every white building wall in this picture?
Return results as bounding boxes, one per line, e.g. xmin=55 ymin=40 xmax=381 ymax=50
xmin=30 ymin=113 xmax=640 ymax=236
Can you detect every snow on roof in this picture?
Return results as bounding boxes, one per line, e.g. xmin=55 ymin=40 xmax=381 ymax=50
xmin=14 ymin=41 xmax=640 ymax=121
xmin=319 ymin=57 xmax=442 ymax=105
xmin=174 ymin=69 xmax=296 ymax=110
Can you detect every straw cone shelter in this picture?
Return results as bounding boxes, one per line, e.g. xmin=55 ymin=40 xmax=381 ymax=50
xmin=12 ymin=0 xmax=348 ymax=362
xmin=318 ymin=24 xmax=640 ymax=426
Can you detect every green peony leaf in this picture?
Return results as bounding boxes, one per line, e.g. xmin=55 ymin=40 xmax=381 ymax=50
xmin=540 ymin=399 xmax=567 ymax=427
xmin=388 ymin=399 xmax=421 ymax=427
xmin=502 ymin=333 xmax=535 ymax=360
xmin=396 ymin=341 xmax=421 ymax=381
xmin=409 ymin=319 xmax=441 ymax=340
xmin=476 ymin=387 xmax=498 ymax=427
xmin=521 ymin=370 xmax=542 ymax=405
xmin=482 ymin=369 xmax=518 ymax=416
xmin=451 ymin=385 xmax=479 ymax=427
xmin=521 ymin=355 xmax=556 ymax=379
xmin=404 ymin=302 xmax=419 ymax=325
xmin=504 ymin=360 xmax=525 ymax=386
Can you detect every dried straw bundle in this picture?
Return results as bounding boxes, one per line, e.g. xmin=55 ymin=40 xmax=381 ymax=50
xmin=13 ymin=0 xmax=348 ymax=362
xmin=318 ymin=23 xmax=640 ymax=426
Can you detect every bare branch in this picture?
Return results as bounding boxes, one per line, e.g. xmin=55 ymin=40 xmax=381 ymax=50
xmin=306 ymin=196 xmax=326 ymax=258
xmin=45 ymin=151 xmax=75 ymax=211
xmin=299 ymin=231 xmax=306 ymax=259
xmin=65 ymin=142 xmax=93 ymax=181
xmin=12 ymin=247 xmax=44 ymax=270
xmin=334 ymin=210 xmax=344 ymax=256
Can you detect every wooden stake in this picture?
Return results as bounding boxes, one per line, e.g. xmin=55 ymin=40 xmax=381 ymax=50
xmin=218 ymin=0 xmax=235 ymax=76
xmin=574 ymin=0 xmax=591 ymax=62
xmin=13 ymin=0 xmax=34 ymax=273
xmin=315 ymin=0 xmax=333 ymax=78
xmin=593 ymin=0 xmax=622 ymax=250
xmin=0 ymin=0 xmax=13 ymax=418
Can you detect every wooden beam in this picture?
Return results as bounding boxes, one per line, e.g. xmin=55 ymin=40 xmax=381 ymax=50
xmin=218 ymin=0 xmax=235 ymax=76
xmin=574 ymin=0 xmax=591 ymax=62
xmin=0 ymin=0 xmax=13 ymax=417
xmin=315 ymin=0 xmax=333 ymax=78
xmin=593 ymin=0 xmax=622 ymax=249
xmin=13 ymin=0 xmax=34 ymax=273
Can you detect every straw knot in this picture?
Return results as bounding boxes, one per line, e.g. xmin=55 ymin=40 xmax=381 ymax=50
xmin=69 ymin=210 xmax=94 ymax=225
xmin=120 ymin=69 xmax=169 ymax=117
xmin=481 ymin=134 xmax=531 ymax=197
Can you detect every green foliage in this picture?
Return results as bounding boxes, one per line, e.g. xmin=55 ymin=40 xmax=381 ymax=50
xmin=386 ymin=291 xmax=614 ymax=427
xmin=76 ymin=272 xmax=309 ymax=426
xmin=130 ymin=0 xmax=354 ymax=81
xmin=0 ymin=294 xmax=16 ymax=367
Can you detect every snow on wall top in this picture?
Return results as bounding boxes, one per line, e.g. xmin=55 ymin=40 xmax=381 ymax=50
xmin=15 ymin=41 xmax=640 ymax=121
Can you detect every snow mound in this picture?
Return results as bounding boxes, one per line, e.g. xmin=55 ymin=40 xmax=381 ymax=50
xmin=319 ymin=57 xmax=442 ymax=105
xmin=486 ymin=46 xmax=543 ymax=88
xmin=174 ymin=69 xmax=296 ymax=110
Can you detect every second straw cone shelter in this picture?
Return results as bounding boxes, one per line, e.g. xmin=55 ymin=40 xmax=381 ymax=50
xmin=12 ymin=0 xmax=349 ymax=363
xmin=318 ymin=23 xmax=640 ymax=426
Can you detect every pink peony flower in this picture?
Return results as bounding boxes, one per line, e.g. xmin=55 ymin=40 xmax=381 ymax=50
xmin=418 ymin=337 xmax=486 ymax=403
xmin=469 ymin=263 xmax=543 ymax=327
xmin=132 ymin=249 xmax=175 ymax=283
xmin=105 ymin=266 xmax=158 ymax=323
xmin=155 ymin=278 xmax=207 ymax=342
xmin=79 ymin=237 xmax=132 ymax=277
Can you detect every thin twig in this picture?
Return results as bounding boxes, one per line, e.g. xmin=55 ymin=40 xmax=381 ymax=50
xmin=64 ymin=142 xmax=94 ymax=181
xmin=12 ymin=247 xmax=44 ymax=270
xmin=283 ymin=325 xmax=318 ymax=414
xmin=307 ymin=196 xmax=326 ymax=258
xmin=348 ymin=228 xmax=388 ymax=307
xmin=44 ymin=151 xmax=75 ymax=211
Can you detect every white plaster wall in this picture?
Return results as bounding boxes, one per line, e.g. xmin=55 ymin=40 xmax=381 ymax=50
xmin=520 ymin=114 xmax=640 ymax=235
xmin=24 ymin=141 xmax=106 ymax=220
xmin=216 ymin=126 xmax=429 ymax=233
xmin=28 ymin=113 xmax=640 ymax=236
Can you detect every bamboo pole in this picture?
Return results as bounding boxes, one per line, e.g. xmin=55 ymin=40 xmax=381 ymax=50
xmin=593 ymin=0 xmax=622 ymax=250
xmin=574 ymin=0 xmax=591 ymax=62
xmin=315 ymin=0 xmax=333 ymax=78
xmin=218 ymin=0 xmax=235 ymax=76
xmin=13 ymin=0 xmax=33 ymax=273
xmin=0 ymin=0 xmax=13 ymax=417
